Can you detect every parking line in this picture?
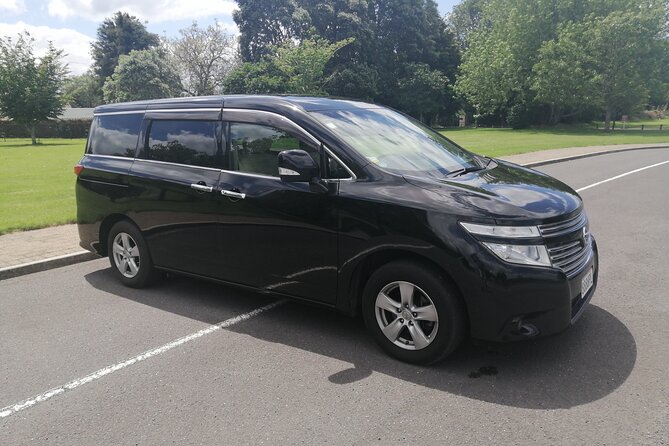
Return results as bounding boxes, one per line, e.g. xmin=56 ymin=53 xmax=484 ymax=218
xmin=0 ymin=299 xmax=286 ymax=420
xmin=576 ymin=160 xmax=669 ymax=192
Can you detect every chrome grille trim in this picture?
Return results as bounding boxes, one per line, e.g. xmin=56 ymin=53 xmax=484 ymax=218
xmin=548 ymin=236 xmax=592 ymax=277
xmin=549 ymin=241 xmax=582 ymax=261
xmin=543 ymin=211 xmax=593 ymax=277
xmin=539 ymin=212 xmax=587 ymax=237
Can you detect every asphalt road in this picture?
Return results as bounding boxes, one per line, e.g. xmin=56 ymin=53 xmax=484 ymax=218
xmin=1 ymin=148 xmax=668 ymax=445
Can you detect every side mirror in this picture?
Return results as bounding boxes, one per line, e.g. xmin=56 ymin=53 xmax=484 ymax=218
xmin=277 ymin=149 xmax=319 ymax=182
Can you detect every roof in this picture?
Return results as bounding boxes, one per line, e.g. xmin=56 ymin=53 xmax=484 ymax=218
xmin=93 ymin=95 xmax=381 ymax=115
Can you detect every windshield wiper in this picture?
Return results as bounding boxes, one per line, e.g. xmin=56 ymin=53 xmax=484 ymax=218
xmin=447 ymin=165 xmax=486 ymax=177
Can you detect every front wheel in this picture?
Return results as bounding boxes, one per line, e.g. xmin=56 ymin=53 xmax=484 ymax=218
xmin=107 ymin=220 xmax=157 ymax=288
xmin=362 ymin=261 xmax=466 ymax=364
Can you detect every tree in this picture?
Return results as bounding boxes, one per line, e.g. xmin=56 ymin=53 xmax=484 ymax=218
xmin=0 ymin=32 xmax=68 ymax=144
xmin=272 ymin=37 xmax=353 ymax=93
xmin=102 ymin=49 xmax=181 ymax=103
xmin=224 ymin=37 xmax=352 ymax=95
xmin=233 ymin=0 xmax=311 ymax=62
xmin=91 ymin=12 xmax=160 ymax=87
xmin=63 ymin=72 xmax=102 ymax=107
xmin=532 ymin=7 xmax=668 ymax=129
xmin=393 ymin=63 xmax=457 ymax=125
xmin=324 ymin=63 xmax=379 ymax=100
xmin=232 ymin=0 xmax=461 ymax=124
xmin=456 ymin=0 xmax=669 ymax=126
xmin=166 ymin=21 xmax=239 ymax=96
xmin=455 ymin=31 xmax=515 ymax=119
xmin=447 ymin=0 xmax=489 ymax=50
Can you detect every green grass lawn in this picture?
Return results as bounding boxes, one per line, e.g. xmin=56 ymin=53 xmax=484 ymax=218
xmin=440 ymin=126 xmax=669 ymax=157
xmin=0 ymin=138 xmax=85 ymax=235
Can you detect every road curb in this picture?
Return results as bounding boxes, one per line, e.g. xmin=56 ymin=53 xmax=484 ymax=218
xmin=0 ymin=251 xmax=100 ymax=281
xmin=516 ymin=145 xmax=669 ymax=167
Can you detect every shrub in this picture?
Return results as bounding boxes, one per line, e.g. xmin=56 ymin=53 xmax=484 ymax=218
xmin=0 ymin=119 xmax=91 ymax=139
xmin=507 ymin=103 xmax=530 ymax=129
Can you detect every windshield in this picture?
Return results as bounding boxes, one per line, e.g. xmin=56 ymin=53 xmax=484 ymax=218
xmin=310 ymin=107 xmax=480 ymax=178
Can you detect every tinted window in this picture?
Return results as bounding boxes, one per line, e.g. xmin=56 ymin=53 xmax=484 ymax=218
xmin=146 ymin=120 xmax=220 ymax=168
xmin=325 ymin=154 xmax=351 ymax=179
xmin=230 ymin=123 xmax=318 ymax=177
xmin=88 ymin=113 xmax=142 ymax=157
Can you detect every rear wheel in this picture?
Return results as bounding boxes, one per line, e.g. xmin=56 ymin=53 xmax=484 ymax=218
xmin=362 ymin=261 xmax=466 ymax=364
xmin=107 ymin=220 xmax=157 ymax=288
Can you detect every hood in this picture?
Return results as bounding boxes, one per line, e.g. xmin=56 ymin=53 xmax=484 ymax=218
xmin=404 ymin=160 xmax=582 ymax=224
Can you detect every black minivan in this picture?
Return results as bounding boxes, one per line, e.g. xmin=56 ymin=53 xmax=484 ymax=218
xmin=76 ymin=95 xmax=598 ymax=364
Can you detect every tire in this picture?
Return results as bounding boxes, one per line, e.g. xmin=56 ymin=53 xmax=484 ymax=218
xmin=362 ymin=260 xmax=466 ymax=365
xmin=107 ymin=220 xmax=157 ymax=288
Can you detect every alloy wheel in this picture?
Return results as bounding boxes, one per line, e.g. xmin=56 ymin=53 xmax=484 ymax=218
xmin=112 ymin=232 xmax=141 ymax=279
xmin=374 ymin=281 xmax=439 ymax=350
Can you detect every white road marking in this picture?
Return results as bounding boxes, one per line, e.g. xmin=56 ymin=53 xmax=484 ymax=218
xmin=0 ymin=299 xmax=285 ymax=419
xmin=576 ymin=160 xmax=669 ymax=192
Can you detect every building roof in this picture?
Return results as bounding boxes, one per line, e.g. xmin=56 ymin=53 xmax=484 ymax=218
xmin=0 ymin=107 xmax=94 ymax=122
xmin=59 ymin=108 xmax=95 ymax=120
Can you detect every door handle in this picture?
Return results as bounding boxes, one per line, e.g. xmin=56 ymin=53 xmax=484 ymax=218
xmin=220 ymin=189 xmax=246 ymax=199
xmin=190 ymin=183 xmax=214 ymax=193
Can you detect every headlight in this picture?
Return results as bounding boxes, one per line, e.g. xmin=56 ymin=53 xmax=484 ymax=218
xmin=460 ymin=222 xmax=540 ymax=238
xmin=482 ymin=242 xmax=551 ymax=267
xmin=460 ymin=222 xmax=551 ymax=267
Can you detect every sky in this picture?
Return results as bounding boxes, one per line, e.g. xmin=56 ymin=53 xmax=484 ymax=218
xmin=0 ymin=0 xmax=459 ymax=75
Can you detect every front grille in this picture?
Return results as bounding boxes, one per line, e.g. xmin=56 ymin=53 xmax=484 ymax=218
xmin=539 ymin=212 xmax=588 ymax=237
xmin=547 ymin=237 xmax=592 ymax=277
xmin=541 ymin=212 xmax=593 ymax=277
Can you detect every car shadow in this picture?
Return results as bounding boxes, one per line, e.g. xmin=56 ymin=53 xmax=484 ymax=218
xmin=85 ymin=268 xmax=637 ymax=410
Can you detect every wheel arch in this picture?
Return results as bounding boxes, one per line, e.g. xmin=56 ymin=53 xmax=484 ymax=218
xmin=98 ymin=214 xmax=138 ymax=256
xmin=343 ymin=248 xmax=468 ymax=320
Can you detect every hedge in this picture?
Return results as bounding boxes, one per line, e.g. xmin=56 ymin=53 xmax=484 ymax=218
xmin=0 ymin=119 xmax=91 ymax=139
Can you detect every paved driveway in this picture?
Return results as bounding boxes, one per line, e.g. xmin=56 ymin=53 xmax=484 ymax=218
xmin=1 ymin=148 xmax=668 ymax=444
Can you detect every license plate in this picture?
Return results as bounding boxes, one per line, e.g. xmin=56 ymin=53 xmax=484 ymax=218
xmin=581 ymin=267 xmax=594 ymax=297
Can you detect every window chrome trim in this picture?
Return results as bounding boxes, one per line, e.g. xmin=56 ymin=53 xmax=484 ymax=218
xmin=224 ymin=108 xmax=357 ymax=181
xmin=148 ymin=108 xmax=223 ymax=113
xmin=132 ymin=157 xmax=223 ymax=172
xmin=85 ymin=153 xmax=135 ymax=161
xmin=93 ymin=110 xmax=146 ymax=116
xmin=219 ymin=169 xmax=280 ymax=180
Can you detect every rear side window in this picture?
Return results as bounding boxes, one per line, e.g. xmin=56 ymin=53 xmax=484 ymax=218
xmin=88 ymin=113 xmax=143 ymax=157
xmin=145 ymin=120 xmax=220 ymax=168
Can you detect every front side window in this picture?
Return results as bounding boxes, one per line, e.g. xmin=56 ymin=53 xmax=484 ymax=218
xmin=310 ymin=108 xmax=480 ymax=179
xmin=145 ymin=120 xmax=219 ymax=168
xmin=325 ymin=153 xmax=352 ymax=179
xmin=88 ymin=113 xmax=143 ymax=157
xmin=229 ymin=123 xmax=319 ymax=177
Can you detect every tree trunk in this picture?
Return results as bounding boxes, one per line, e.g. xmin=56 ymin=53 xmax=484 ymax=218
xmin=604 ymin=105 xmax=612 ymax=132
xmin=552 ymin=106 xmax=562 ymax=125
xmin=30 ymin=124 xmax=37 ymax=145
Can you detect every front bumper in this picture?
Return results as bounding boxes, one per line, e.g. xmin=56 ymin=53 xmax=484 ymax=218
xmin=464 ymin=237 xmax=599 ymax=343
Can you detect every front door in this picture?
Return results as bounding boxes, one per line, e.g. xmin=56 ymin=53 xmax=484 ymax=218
xmin=216 ymin=110 xmax=339 ymax=303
